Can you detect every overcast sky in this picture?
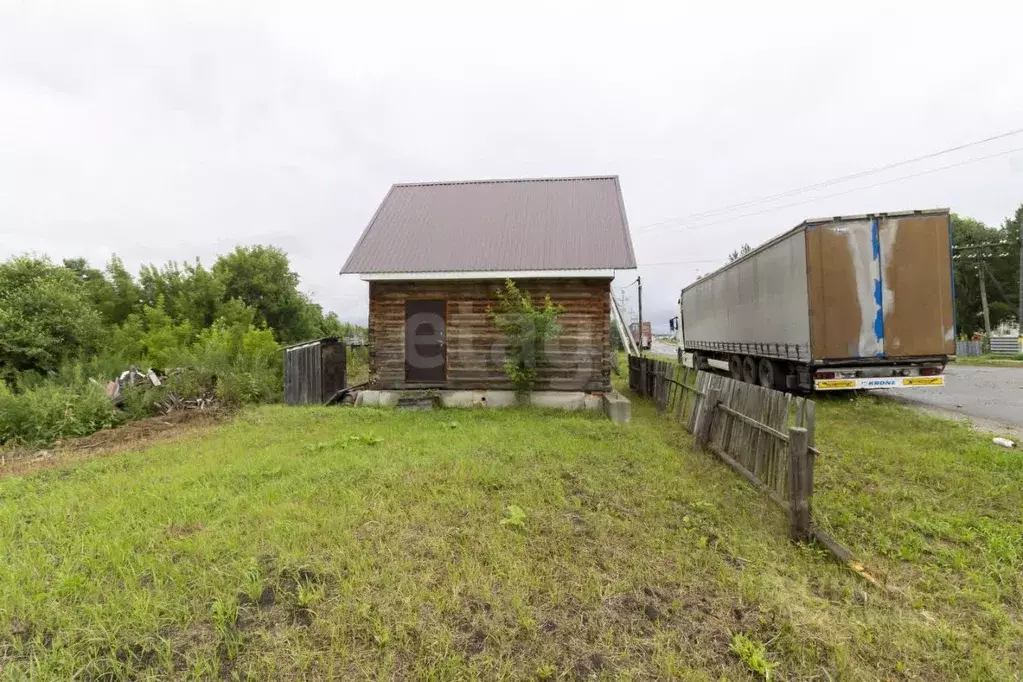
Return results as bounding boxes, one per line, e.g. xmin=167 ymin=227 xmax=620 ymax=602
xmin=2 ymin=1 xmax=1021 ymax=329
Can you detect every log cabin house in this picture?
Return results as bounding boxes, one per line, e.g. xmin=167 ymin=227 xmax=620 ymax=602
xmin=340 ymin=176 xmax=636 ymax=393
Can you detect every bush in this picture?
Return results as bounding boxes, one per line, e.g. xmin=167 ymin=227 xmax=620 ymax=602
xmin=0 ymin=374 xmax=123 ymax=447
xmin=118 ymin=383 xmax=168 ymax=421
xmin=182 ymin=319 xmax=282 ymax=405
xmin=487 ymin=279 xmax=563 ymax=396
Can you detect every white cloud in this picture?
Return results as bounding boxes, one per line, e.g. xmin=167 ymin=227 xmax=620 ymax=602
xmin=1 ymin=0 xmax=1021 ymax=328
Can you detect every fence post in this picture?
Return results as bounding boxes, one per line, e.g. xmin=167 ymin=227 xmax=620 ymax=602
xmin=640 ymin=358 xmax=648 ymax=397
xmin=787 ymin=425 xmax=810 ymax=542
xmin=695 ymin=386 xmax=720 ymax=447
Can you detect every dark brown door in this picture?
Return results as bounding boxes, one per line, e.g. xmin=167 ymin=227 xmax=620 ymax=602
xmin=405 ymin=300 xmax=446 ymax=384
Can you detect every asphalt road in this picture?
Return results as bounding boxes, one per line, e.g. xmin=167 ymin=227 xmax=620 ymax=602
xmin=644 ymin=343 xmax=1023 ymax=430
xmin=883 ymin=364 xmax=1023 ymax=430
xmin=649 ymin=339 xmax=679 ymax=359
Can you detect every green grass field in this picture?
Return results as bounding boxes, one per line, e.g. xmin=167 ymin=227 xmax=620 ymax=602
xmin=952 ymin=353 xmax=1023 ymax=368
xmin=1 ymin=385 xmax=1020 ymax=678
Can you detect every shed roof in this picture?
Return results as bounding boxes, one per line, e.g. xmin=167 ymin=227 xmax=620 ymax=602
xmin=340 ymin=176 xmax=637 ymax=275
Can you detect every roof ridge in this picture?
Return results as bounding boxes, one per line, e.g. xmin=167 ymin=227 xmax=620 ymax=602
xmin=393 ymin=175 xmax=618 ymax=188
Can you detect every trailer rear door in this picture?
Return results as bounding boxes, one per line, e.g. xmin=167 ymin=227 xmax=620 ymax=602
xmin=878 ymin=214 xmax=955 ymax=357
xmin=806 ymin=218 xmax=884 ymax=359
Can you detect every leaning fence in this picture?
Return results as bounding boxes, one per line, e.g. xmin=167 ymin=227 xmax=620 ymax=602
xmin=630 ymin=355 xmax=817 ymax=540
xmin=629 ymin=355 xmax=879 ymax=584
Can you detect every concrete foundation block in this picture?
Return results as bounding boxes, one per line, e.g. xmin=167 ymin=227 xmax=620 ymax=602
xmin=602 ymin=391 xmax=631 ymax=424
xmin=355 ymin=389 xmax=606 ymax=412
xmin=439 ymin=391 xmax=476 ymax=408
xmin=530 ymin=391 xmax=586 ymax=410
xmin=356 ymin=390 xmax=399 ymax=407
xmin=481 ymin=391 xmax=519 ymax=408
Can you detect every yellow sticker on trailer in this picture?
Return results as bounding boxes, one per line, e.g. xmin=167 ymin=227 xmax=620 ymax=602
xmin=903 ymin=376 xmax=944 ymax=386
xmin=815 ymin=379 xmax=857 ymax=389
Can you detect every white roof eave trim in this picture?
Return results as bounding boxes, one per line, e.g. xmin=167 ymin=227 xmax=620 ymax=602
xmin=358 ymin=268 xmax=619 ymax=281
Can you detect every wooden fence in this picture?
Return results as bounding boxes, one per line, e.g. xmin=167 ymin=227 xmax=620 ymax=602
xmin=629 ymin=355 xmax=817 ymax=542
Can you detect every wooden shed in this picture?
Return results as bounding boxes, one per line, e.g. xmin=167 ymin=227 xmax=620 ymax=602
xmin=340 ymin=176 xmax=637 ymax=393
xmin=283 ymin=337 xmax=346 ymax=405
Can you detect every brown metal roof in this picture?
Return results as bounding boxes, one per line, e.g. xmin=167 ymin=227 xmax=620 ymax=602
xmin=340 ymin=176 xmax=637 ymax=274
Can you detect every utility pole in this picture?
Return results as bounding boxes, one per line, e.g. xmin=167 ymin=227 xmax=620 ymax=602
xmin=637 ymin=276 xmax=644 ymax=356
xmin=979 ymin=266 xmax=992 ymax=340
xmin=1018 ymin=237 xmax=1023 ymax=345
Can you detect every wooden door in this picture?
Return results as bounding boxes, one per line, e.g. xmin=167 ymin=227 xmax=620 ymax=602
xmin=404 ymin=300 xmax=446 ymax=384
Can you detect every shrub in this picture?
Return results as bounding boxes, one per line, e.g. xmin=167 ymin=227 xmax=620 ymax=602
xmin=0 ymin=372 xmax=123 ymax=447
xmin=487 ymin=279 xmax=563 ymax=396
xmin=187 ymin=319 xmax=282 ymax=405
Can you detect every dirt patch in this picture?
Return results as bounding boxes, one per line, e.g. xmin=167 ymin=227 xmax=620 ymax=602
xmin=166 ymin=522 xmax=206 ymax=539
xmin=0 ymin=410 xmax=225 ymax=480
xmin=572 ymin=653 xmax=606 ymax=678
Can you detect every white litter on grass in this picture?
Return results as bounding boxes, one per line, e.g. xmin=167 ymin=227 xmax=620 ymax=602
xmin=992 ymin=437 xmax=1016 ymax=448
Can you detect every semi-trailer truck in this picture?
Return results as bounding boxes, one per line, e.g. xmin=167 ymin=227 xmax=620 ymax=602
xmin=629 ymin=321 xmax=652 ymax=350
xmin=675 ymin=210 xmax=955 ymax=391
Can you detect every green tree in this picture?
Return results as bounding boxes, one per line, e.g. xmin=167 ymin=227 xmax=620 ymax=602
xmin=63 ymin=258 xmax=117 ymax=321
xmin=105 ymin=255 xmax=143 ymax=325
xmin=139 ymin=297 xmax=194 ymax=368
xmin=180 ymin=259 xmax=226 ymax=330
xmin=212 ymin=245 xmax=317 ymax=342
xmin=0 ymin=256 xmax=104 ymax=378
xmin=319 ymin=311 xmax=366 ymax=342
xmin=951 ymin=209 xmax=1021 ymax=336
xmin=138 ymin=261 xmax=186 ymax=321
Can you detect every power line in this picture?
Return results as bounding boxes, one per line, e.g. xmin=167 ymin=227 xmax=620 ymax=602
xmin=654 ymin=145 xmax=1023 ymax=235
xmin=633 ymin=161 xmax=1023 ymax=269
xmin=636 ymin=126 xmax=1023 ymax=233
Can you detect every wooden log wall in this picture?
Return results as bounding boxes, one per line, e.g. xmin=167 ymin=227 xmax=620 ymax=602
xmin=369 ymin=278 xmax=612 ymax=391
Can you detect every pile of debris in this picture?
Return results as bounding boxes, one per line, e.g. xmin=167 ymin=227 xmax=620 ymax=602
xmin=103 ymin=365 xmax=218 ymax=414
xmin=156 ymin=391 xmax=217 ymax=413
xmin=104 ymin=366 xmax=162 ymax=403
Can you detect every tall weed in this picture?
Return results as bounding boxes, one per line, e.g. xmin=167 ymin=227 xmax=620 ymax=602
xmin=0 ymin=373 xmax=122 ymax=447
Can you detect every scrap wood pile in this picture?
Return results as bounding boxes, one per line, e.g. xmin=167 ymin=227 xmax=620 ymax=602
xmin=103 ymin=365 xmax=219 ymax=414
xmin=156 ymin=390 xmax=217 ymax=413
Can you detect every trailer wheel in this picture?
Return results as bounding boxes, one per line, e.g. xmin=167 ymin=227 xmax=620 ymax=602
xmin=758 ymin=358 xmax=780 ymax=389
xmin=741 ymin=356 xmax=758 ymax=383
xmin=728 ymin=355 xmax=743 ymax=380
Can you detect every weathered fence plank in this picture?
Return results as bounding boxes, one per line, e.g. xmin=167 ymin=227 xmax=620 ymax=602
xmin=695 ymin=386 xmax=720 ymax=447
xmin=787 ymin=426 xmax=811 ymax=541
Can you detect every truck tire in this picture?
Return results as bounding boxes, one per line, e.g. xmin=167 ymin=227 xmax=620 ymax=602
xmin=728 ymin=355 xmax=743 ymax=381
xmin=741 ymin=356 xmax=757 ymax=383
xmin=758 ymin=358 xmax=780 ymax=389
